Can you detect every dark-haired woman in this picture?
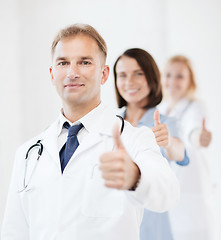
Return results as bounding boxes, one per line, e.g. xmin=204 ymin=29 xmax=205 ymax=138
xmin=113 ymin=48 xmax=189 ymax=240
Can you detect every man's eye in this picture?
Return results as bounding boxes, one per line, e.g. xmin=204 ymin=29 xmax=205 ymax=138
xmin=82 ymin=61 xmax=91 ymax=65
xmin=58 ymin=61 xmax=68 ymax=66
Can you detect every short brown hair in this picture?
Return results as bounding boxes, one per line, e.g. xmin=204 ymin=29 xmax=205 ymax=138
xmin=164 ymin=55 xmax=197 ymax=99
xmin=51 ymin=23 xmax=107 ymax=62
xmin=113 ymin=48 xmax=162 ymax=109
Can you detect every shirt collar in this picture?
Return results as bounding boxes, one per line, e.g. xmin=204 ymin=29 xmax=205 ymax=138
xmin=57 ymin=102 xmax=107 ymax=136
xmin=80 ymin=102 xmax=106 ymax=134
xmin=58 ymin=110 xmax=74 ymax=136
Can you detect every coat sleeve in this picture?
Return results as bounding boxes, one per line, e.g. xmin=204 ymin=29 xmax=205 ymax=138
xmin=123 ymin=125 xmax=180 ymax=213
xmin=1 ymin=148 xmax=29 ymax=240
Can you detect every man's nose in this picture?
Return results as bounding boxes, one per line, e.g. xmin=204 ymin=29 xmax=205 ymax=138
xmin=67 ymin=64 xmax=80 ymax=79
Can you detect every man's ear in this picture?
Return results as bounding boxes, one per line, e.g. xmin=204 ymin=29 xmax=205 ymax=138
xmin=49 ymin=66 xmax=55 ymax=85
xmin=101 ymin=65 xmax=110 ymax=85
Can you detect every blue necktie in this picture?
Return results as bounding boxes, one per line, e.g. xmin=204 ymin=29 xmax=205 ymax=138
xmin=59 ymin=122 xmax=83 ymax=173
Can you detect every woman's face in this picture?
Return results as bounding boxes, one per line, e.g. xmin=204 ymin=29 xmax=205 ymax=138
xmin=162 ymin=62 xmax=191 ymax=101
xmin=116 ymin=56 xmax=150 ymax=106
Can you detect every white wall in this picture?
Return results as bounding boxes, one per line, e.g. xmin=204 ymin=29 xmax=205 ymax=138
xmin=0 ymin=0 xmax=220 ymax=237
xmin=0 ymin=0 xmax=22 ymax=229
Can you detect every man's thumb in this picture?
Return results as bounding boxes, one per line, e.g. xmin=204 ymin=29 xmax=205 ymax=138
xmin=113 ymin=123 xmax=124 ymax=150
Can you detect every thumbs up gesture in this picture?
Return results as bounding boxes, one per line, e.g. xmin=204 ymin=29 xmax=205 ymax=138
xmin=200 ymin=118 xmax=212 ymax=147
xmin=152 ymin=110 xmax=170 ymax=148
xmin=100 ymin=124 xmax=140 ymax=190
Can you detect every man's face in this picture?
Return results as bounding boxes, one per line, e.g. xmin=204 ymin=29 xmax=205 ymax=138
xmin=50 ymin=35 xmax=109 ymax=110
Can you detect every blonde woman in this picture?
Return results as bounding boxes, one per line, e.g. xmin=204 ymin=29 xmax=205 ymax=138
xmin=159 ymin=55 xmax=215 ymax=240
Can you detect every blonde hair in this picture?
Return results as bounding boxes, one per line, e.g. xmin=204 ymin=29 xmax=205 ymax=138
xmin=165 ymin=55 xmax=197 ymax=100
xmin=51 ymin=23 xmax=107 ymax=63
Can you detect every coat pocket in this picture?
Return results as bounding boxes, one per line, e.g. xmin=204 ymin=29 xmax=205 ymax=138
xmin=81 ymin=164 xmax=124 ymax=218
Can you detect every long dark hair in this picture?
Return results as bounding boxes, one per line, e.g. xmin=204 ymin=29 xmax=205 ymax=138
xmin=113 ymin=48 xmax=162 ymax=109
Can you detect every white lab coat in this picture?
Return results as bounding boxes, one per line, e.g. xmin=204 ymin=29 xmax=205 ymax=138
xmin=1 ymin=105 xmax=180 ymax=240
xmin=159 ymin=98 xmax=216 ymax=240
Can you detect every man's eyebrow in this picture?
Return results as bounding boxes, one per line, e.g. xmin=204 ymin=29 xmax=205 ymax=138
xmin=55 ymin=57 xmax=67 ymax=62
xmin=55 ymin=56 xmax=94 ymax=61
xmin=80 ymin=56 xmax=94 ymax=61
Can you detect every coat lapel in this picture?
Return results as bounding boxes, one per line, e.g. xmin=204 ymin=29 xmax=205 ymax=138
xmin=40 ymin=120 xmax=60 ymax=167
xmin=71 ymin=132 xmax=103 ymax=160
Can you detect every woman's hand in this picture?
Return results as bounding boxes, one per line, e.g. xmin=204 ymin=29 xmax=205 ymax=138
xmin=152 ymin=110 xmax=170 ymax=148
xmin=152 ymin=110 xmax=185 ymax=161
xmin=200 ymin=118 xmax=212 ymax=147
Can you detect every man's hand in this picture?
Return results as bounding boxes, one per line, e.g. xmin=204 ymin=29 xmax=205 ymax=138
xmin=100 ymin=124 xmax=140 ymax=190
xmin=200 ymin=118 xmax=212 ymax=147
xmin=152 ymin=109 xmax=170 ymax=148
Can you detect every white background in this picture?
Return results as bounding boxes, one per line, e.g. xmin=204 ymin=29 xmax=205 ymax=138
xmin=0 ymin=0 xmax=221 ymax=238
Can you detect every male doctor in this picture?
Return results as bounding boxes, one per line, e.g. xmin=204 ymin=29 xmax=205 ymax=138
xmin=1 ymin=24 xmax=180 ymax=240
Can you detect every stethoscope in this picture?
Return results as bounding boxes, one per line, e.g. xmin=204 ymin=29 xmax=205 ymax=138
xmin=18 ymin=140 xmax=43 ymax=192
xmin=18 ymin=116 xmax=124 ymax=193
